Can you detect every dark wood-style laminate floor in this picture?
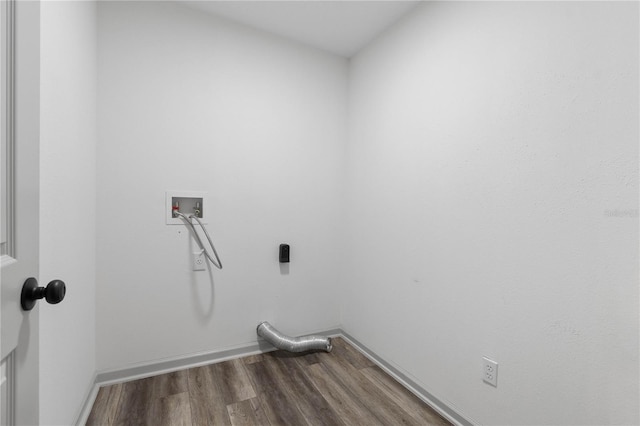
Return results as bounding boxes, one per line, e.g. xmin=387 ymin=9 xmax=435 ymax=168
xmin=86 ymin=337 xmax=450 ymax=426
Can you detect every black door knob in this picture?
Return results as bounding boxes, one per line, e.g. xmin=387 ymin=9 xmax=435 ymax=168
xmin=21 ymin=277 xmax=66 ymax=311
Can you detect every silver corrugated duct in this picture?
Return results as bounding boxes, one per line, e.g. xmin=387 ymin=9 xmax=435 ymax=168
xmin=256 ymin=321 xmax=332 ymax=353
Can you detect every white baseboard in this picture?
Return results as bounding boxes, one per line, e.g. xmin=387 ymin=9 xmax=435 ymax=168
xmin=74 ymin=373 xmax=98 ymax=426
xmin=75 ymin=328 xmax=472 ymax=426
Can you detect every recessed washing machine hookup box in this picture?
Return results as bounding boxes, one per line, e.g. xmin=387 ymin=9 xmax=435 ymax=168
xmin=165 ymin=191 xmax=208 ymax=225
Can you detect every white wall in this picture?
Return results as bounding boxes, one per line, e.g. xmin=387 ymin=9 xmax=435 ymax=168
xmin=93 ymin=2 xmax=638 ymax=424
xmin=39 ymin=1 xmax=97 ymax=424
xmin=345 ymin=2 xmax=639 ymax=425
xmin=96 ymin=1 xmax=348 ymax=371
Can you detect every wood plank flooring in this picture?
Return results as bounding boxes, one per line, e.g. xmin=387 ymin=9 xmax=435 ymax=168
xmin=86 ymin=337 xmax=450 ymax=426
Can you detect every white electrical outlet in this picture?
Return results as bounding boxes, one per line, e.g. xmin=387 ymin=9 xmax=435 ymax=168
xmin=482 ymin=357 xmax=498 ymax=387
xmin=193 ymin=251 xmax=206 ymax=271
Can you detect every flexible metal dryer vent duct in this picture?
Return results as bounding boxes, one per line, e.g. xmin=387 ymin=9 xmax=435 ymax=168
xmin=257 ymin=321 xmax=332 ymax=353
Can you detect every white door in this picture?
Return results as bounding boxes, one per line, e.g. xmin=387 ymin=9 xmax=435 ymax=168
xmin=1 ymin=1 xmax=42 ymax=424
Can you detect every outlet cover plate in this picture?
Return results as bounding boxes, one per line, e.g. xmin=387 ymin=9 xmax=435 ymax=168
xmin=483 ymin=357 xmax=498 ymax=387
xmin=193 ymin=251 xmax=206 ymax=271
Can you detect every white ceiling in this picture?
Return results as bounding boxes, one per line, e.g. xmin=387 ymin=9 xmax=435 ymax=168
xmin=181 ymin=1 xmax=420 ymax=57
